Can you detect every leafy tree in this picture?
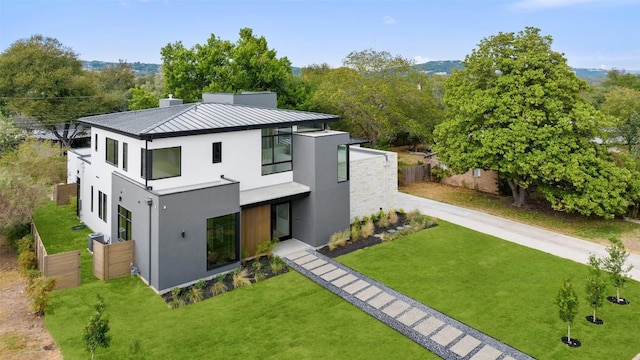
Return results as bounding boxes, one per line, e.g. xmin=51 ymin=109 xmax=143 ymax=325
xmin=603 ymin=237 xmax=634 ymax=303
xmin=0 ymin=114 xmax=24 ymax=156
xmin=161 ymin=28 xmax=292 ymax=103
xmin=0 ymin=35 xmax=102 ymax=147
xmin=0 ymin=139 xmax=64 ymax=230
xmin=308 ymin=49 xmax=442 ymax=148
xmin=92 ymin=60 xmax=136 ymax=112
xmin=433 ymin=27 xmax=640 ymax=217
xmin=602 ymin=69 xmax=640 ymax=92
xmin=600 ymin=86 xmax=640 ymax=152
xmin=128 ymin=85 xmax=159 ymax=110
xmin=555 ymin=279 xmax=579 ymax=344
xmin=83 ymin=295 xmax=111 ymax=360
xmin=584 ymin=254 xmax=606 ymax=322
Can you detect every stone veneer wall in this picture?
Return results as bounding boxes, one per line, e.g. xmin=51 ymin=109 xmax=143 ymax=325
xmin=349 ymin=147 xmax=398 ymax=221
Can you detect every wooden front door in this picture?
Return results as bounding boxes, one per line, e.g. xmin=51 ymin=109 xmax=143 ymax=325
xmin=241 ymin=205 xmax=270 ymax=258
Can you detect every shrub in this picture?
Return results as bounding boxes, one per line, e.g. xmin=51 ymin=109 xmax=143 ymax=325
xmin=232 ymin=269 xmax=252 ymax=289
xmin=3 ymin=222 xmax=31 ymax=249
xmin=195 ymin=279 xmax=207 ymax=289
xmin=350 ymin=222 xmax=362 ymax=242
xmin=212 ymin=280 xmax=228 ymax=295
xmin=269 ymin=256 xmax=287 ymax=274
xmin=29 ymin=276 xmax=56 ymax=316
xmin=187 ymin=287 xmax=203 ymax=304
xmin=83 ymin=295 xmax=111 ymax=359
xmin=25 ymin=269 xmax=42 ymax=295
xmin=255 ymin=238 xmax=278 ymax=258
xmin=16 ymin=234 xmax=34 ymax=254
xmin=169 ymin=287 xmax=185 ymax=309
xmin=376 ymin=212 xmax=389 ymax=228
xmin=328 ymin=229 xmax=350 ymax=251
xmin=17 ymin=248 xmax=37 ymax=274
xmin=361 ymin=220 xmax=375 ymax=238
xmin=253 ymin=270 xmax=266 ymax=283
xmin=251 ymin=259 xmax=263 ymax=272
xmin=388 ymin=209 xmax=398 ymax=225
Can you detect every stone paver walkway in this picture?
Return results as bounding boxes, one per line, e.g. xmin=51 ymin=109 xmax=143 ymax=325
xmin=284 ymin=249 xmax=534 ymax=360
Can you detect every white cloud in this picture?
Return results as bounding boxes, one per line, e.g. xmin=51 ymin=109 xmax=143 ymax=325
xmin=414 ymin=56 xmax=431 ymax=64
xmin=382 ymin=16 xmax=396 ymax=25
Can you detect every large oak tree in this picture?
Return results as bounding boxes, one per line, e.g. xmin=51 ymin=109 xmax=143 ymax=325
xmin=0 ymin=35 xmax=105 ymax=147
xmin=433 ymin=27 xmax=640 ymax=218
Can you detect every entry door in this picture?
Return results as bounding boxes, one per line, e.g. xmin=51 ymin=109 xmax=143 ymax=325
xmin=271 ymin=202 xmax=291 ymax=241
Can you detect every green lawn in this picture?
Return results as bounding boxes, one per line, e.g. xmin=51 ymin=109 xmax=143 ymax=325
xmin=338 ymin=222 xmax=640 ymax=359
xmin=46 ymin=273 xmax=432 ymax=359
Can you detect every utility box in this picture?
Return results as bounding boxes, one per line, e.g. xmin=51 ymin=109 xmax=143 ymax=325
xmin=88 ymin=232 xmax=104 ymax=253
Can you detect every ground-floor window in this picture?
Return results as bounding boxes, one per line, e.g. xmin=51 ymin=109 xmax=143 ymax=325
xmin=98 ymin=191 xmax=107 ymax=222
xmin=118 ymin=205 xmax=132 ymax=241
xmin=206 ymin=213 xmax=239 ymax=270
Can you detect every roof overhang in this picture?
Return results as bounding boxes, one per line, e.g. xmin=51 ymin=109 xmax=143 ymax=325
xmin=240 ymin=182 xmax=310 ymax=207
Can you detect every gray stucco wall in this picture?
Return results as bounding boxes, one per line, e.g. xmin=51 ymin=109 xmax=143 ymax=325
xmin=292 ymin=131 xmax=350 ymax=248
xmin=112 ymin=174 xmax=240 ymax=293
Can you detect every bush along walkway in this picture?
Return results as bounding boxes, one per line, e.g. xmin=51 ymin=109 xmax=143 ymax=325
xmin=284 ymin=249 xmax=534 ymax=360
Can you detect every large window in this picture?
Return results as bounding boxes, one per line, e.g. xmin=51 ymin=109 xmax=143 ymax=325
xmin=206 ymin=214 xmax=239 ymax=270
xmin=261 ymin=127 xmax=292 ymax=175
xmin=337 ymin=144 xmax=349 ymax=182
xmin=106 ymin=138 xmax=118 ymax=166
xmin=141 ymin=147 xmax=182 ymax=180
xmin=118 ymin=206 xmax=132 ymax=241
xmin=98 ymin=191 xmax=107 ymax=222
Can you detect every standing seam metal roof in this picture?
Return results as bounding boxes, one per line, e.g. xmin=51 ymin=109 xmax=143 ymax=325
xmin=79 ymin=102 xmax=339 ymax=139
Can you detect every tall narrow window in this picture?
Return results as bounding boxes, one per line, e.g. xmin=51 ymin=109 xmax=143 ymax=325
xmin=90 ymin=186 xmax=94 ymax=212
xmin=106 ymin=138 xmax=118 ymax=166
xmin=118 ymin=206 xmax=132 ymax=241
xmin=122 ymin=142 xmax=128 ymax=171
xmin=141 ymin=148 xmax=147 ymax=178
xmin=98 ymin=191 xmax=107 ymax=222
xmin=206 ymin=214 xmax=239 ymax=270
xmin=94 ymin=134 xmax=98 ymax=151
xmin=337 ymin=144 xmax=348 ymax=182
xmin=212 ymin=142 xmax=222 ymax=163
xmin=261 ymin=127 xmax=292 ymax=175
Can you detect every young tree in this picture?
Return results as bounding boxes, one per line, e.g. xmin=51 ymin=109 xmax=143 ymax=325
xmin=83 ymin=295 xmax=111 ymax=360
xmin=433 ymin=27 xmax=640 ymax=217
xmin=600 ymin=87 xmax=640 ymax=152
xmin=584 ymin=254 xmax=606 ymax=323
xmin=0 ymin=114 xmax=24 ymax=156
xmin=603 ymin=237 xmax=634 ymax=303
xmin=555 ymin=279 xmax=579 ymax=345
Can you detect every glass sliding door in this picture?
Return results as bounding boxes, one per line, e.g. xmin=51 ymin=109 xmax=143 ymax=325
xmin=271 ymin=202 xmax=291 ymax=241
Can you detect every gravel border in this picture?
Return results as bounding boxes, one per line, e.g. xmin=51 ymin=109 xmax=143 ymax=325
xmin=284 ymin=249 xmax=535 ymax=360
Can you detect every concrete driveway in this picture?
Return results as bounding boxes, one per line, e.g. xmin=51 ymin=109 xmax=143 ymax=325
xmin=395 ymin=192 xmax=640 ymax=281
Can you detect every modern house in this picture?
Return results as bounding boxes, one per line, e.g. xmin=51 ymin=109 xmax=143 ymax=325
xmin=67 ymin=92 xmax=395 ymax=293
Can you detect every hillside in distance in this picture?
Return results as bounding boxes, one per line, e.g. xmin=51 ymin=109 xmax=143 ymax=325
xmin=85 ymin=60 xmax=637 ymax=81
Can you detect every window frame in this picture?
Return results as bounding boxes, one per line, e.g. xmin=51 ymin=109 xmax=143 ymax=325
xmin=337 ymin=144 xmax=349 ymax=182
xmin=261 ymin=127 xmax=292 ymax=175
xmin=117 ymin=205 xmax=132 ymax=241
xmin=98 ymin=191 xmax=107 ymax=222
xmin=105 ymin=137 xmax=119 ymax=166
xmin=206 ymin=213 xmax=240 ymax=271
xmin=212 ymin=142 xmax=222 ymax=164
xmin=141 ymin=146 xmax=182 ymax=180
xmin=122 ymin=142 xmax=128 ymax=171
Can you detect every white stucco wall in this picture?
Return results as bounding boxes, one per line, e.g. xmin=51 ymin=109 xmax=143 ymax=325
xmin=349 ymin=147 xmax=398 ymax=221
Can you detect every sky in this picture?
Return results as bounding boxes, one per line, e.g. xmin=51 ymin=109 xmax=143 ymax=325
xmin=1 ymin=0 xmax=639 ymax=70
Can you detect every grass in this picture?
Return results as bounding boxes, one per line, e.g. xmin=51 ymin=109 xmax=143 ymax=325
xmin=338 ymin=222 xmax=640 ymax=359
xmin=32 ymin=201 xmax=97 ymax=284
xmin=46 ymin=273 xmax=433 ymax=359
xmin=401 ymin=182 xmax=640 ymax=246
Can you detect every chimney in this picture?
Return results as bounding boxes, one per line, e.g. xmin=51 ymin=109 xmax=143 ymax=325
xmin=159 ymin=94 xmax=183 ymax=108
xmin=201 ymin=92 xmax=277 ymax=108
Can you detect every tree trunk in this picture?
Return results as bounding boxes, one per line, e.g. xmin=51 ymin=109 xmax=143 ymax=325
xmin=567 ymin=323 xmax=571 ymax=342
xmin=593 ymin=306 xmax=597 ymax=320
xmin=507 ymin=180 xmax=529 ymax=207
xmin=617 ymin=286 xmax=621 ymax=302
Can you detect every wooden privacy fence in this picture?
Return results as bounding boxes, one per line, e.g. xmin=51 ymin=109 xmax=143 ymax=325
xmin=399 ymin=164 xmax=431 ymax=185
xmin=53 ymin=183 xmax=76 ymax=205
xmin=32 ymin=223 xmax=81 ymax=290
xmin=93 ymin=240 xmax=135 ymax=281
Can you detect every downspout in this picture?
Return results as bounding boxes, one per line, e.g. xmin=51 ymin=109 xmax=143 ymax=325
xmin=145 ymin=197 xmax=153 ymax=287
